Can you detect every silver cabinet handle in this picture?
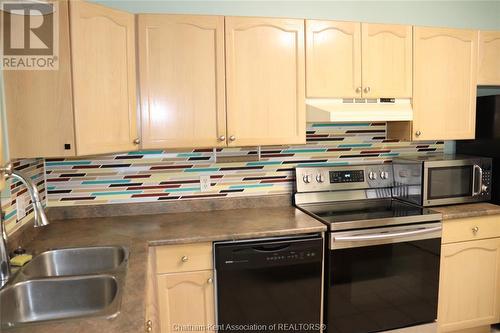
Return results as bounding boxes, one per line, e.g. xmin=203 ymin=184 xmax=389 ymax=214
xmin=181 ymin=256 xmax=189 ymax=263
xmin=334 ymin=226 xmax=442 ymax=242
xmin=363 ymin=87 xmax=371 ymax=94
xmin=415 ymin=131 xmax=422 ymax=137
xmin=355 ymin=87 xmax=362 ymax=93
xmin=133 ymin=138 xmax=141 ymax=145
xmin=229 ymin=135 xmax=236 ymax=142
xmin=145 ymin=320 xmax=152 ymax=332
xmin=218 ymin=135 xmax=226 ymax=142
xmin=472 ymin=226 xmax=479 ymax=234
xmin=207 ymin=277 xmax=213 ymax=284
xmin=472 ymin=165 xmax=483 ymax=196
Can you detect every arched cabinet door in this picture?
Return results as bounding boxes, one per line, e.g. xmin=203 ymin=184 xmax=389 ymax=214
xmin=70 ymin=1 xmax=138 ymax=155
xmin=138 ymin=15 xmax=226 ymax=149
xmin=157 ymin=270 xmax=215 ymax=333
xmin=438 ymin=238 xmax=500 ymax=332
xmin=306 ymin=20 xmax=361 ymax=98
xmin=412 ymin=27 xmax=477 ymax=141
xmin=361 ymin=23 xmax=412 ymax=98
xmin=478 ymin=31 xmax=500 ymax=85
xmin=225 ymin=17 xmax=306 ymax=146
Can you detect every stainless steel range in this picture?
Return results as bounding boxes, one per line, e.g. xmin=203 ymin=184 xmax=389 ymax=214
xmin=294 ymin=164 xmax=442 ymax=333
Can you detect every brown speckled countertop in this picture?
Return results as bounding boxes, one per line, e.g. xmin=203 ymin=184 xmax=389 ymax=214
xmin=6 ymin=206 xmax=326 ymax=333
xmin=432 ymin=202 xmax=500 ymax=220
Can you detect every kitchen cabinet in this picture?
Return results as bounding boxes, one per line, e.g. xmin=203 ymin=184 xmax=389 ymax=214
xmin=388 ymin=27 xmax=478 ymax=141
xmin=2 ymin=0 xmax=138 ymax=158
xmin=138 ymin=15 xmax=226 ymax=149
xmin=438 ymin=215 xmax=500 ymax=332
xmin=70 ymin=1 xmax=138 ymax=155
xmin=225 ymin=17 xmax=306 ymax=146
xmin=305 ymin=20 xmax=412 ymax=98
xmin=478 ymin=31 xmax=500 ymax=85
xmin=147 ymin=242 xmax=214 ymax=333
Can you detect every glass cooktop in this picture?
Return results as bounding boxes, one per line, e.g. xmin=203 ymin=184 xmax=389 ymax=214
xmin=298 ymin=199 xmax=442 ymax=231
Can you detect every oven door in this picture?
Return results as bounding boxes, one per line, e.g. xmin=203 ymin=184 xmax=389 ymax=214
xmin=422 ymin=159 xmax=487 ymax=206
xmin=326 ymin=222 xmax=441 ymax=333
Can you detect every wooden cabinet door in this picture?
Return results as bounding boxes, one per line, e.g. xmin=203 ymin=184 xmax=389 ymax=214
xmin=225 ymin=17 xmax=305 ymax=146
xmin=361 ymin=23 xmax=412 ymax=98
xmin=306 ymin=20 xmax=361 ymax=98
xmin=412 ymin=27 xmax=477 ymax=141
xmin=138 ymin=15 xmax=226 ymax=149
xmin=70 ymin=1 xmax=138 ymax=156
xmin=3 ymin=0 xmax=75 ymax=158
xmin=478 ymin=31 xmax=500 ymax=85
xmin=438 ymin=238 xmax=500 ymax=332
xmin=157 ymin=270 xmax=215 ymax=333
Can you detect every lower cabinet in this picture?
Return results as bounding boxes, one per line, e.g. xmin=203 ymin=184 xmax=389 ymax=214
xmin=147 ymin=243 xmax=215 ymax=333
xmin=438 ymin=216 xmax=500 ymax=333
xmin=157 ymin=271 xmax=215 ymax=333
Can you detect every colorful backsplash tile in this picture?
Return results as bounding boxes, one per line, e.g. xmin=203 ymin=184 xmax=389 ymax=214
xmin=45 ymin=123 xmax=444 ymax=207
xmin=1 ymin=159 xmax=46 ymax=235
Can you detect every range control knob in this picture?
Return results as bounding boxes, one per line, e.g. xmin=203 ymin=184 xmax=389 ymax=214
xmin=482 ymin=184 xmax=489 ymax=193
xmin=368 ymin=171 xmax=377 ymax=180
xmin=380 ymin=171 xmax=389 ymax=180
xmin=316 ymin=174 xmax=325 ymax=183
xmin=303 ymin=174 xmax=312 ymax=184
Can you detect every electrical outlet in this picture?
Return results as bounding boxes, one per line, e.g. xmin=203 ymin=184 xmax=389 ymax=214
xmin=200 ymin=175 xmax=211 ymax=192
xmin=16 ymin=194 xmax=28 ymax=221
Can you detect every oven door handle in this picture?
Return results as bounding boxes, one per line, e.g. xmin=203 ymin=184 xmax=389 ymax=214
xmin=333 ymin=226 xmax=442 ymax=242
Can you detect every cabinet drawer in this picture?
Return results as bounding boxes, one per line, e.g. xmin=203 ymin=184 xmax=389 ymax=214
xmin=155 ymin=242 xmax=212 ymax=273
xmin=442 ymin=215 xmax=500 ymax=244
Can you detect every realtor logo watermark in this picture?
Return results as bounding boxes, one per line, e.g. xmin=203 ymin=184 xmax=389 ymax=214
xmin=1 ymin=1 xmax=59 ymax=70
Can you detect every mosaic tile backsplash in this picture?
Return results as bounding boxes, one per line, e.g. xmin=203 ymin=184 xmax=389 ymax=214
xmin=45 ymin=123 xmax=444 ymax=207
xmin=1 ymin=159 xmax=46 ymax=235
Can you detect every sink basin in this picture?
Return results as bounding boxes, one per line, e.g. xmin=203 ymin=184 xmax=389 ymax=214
xmin=0 ymin=275 xmax=119 ymax=328
xmin=17 ymin=246 xmax=128 ymax=279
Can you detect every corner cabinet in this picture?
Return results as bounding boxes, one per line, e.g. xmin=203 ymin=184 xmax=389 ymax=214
xmin=70 ymin=1 xmax=138 ymax=155
xmin=388 ymin=27 xmax=478 ymax=141
xmin=478 ymin=31 xmax=500 ymax=85
xmin=305 ymin=20 xmax=412 ymax=98
xmin=438 ymin=215 xmax=500 ymax=333
xmin=225 ymin=17 xmax=306 ymax=146
xmin=138 ymin=15 xmax=226 ymax=149
xmin=147 ymin=243 xmax=215 ymax=333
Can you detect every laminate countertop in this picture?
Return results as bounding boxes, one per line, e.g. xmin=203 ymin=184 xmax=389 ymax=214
xmin=432 ymin=203 xmax=500 ymax=220
xmin=5 ymin=206 xmax=326 ymax=333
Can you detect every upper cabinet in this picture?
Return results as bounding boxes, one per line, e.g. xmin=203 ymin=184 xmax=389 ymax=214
xmin=225 ymin=17 xmax=306 ymax=146
xmin=70 ymin=1 xmax=138 ymax=155
xmin=478 ymin=31 xmax=500 ymax=85
xmin=305 ymin=20 xmax=412 ymax=99
xmin=2 ymin=0 xmax=138 ymax=158
xmin=138 ymin=15 xmax=226 ymax=149
xmin=388 ymin=27 xmax=478 ymax=141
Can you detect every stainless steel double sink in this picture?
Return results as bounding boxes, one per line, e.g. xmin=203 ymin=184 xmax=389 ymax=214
xmin=0 ymin=246 xmax=129 ymax=329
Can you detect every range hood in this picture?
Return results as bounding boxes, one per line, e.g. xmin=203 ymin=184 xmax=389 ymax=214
xmin=306 ymin=98 xmax=413 ymax=122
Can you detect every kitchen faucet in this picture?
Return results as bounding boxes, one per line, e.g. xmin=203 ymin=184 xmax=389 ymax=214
xmin=0 ymin=163 xmax=49 ymax=288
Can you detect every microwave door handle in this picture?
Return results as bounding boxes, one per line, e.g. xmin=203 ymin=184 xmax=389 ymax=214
xmin=472 ymin=165 xmax=483 ymax=196
xmin=333 ymin=226 xmax=442 ymax=242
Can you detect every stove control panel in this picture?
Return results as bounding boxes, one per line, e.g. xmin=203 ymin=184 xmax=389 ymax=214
xmin=296 ymin=165 xmax=393 ymax=193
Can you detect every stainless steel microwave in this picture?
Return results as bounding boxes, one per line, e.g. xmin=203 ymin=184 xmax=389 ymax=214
xmin=392 ymin=155 xmax=492 ymax=207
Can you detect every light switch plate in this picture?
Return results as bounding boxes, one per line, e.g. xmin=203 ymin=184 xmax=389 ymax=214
xmin=200 ymin=175 xmax=211 ymax=192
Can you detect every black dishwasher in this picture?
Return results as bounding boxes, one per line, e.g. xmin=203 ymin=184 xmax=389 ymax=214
xmin=214 ymin=235 xmax=323 ymax=333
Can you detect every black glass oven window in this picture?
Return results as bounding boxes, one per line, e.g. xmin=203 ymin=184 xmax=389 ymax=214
xmin=428 ymin=166 xmax=472 ymax=200
xmin=326 ymin=238 xmax=440 ymax=333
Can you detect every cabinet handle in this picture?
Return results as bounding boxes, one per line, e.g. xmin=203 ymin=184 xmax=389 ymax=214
xmin=133 ymin=138 xmax=141 ymax=145
xmin=229 ymin=135 xmax=236 ymax=142
xmin=218 ymin=135 xmax=226 ymax=142
xmin=415 ymin=131 xmax=422 ymax=137
xmin=207 ymin=277 xmax=213 ymax=284
xmin=355 ymin=87 xmax=362 ymax=94
xmin=363 ymin=87 xmax=371 ymax=94
xmin=472 ymin=226 xmax=479 ymax=234
xmin=181 ymin=256 xmax=189 ymax=263
xmin=145 ymin=320 xmax=152 ymax=332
